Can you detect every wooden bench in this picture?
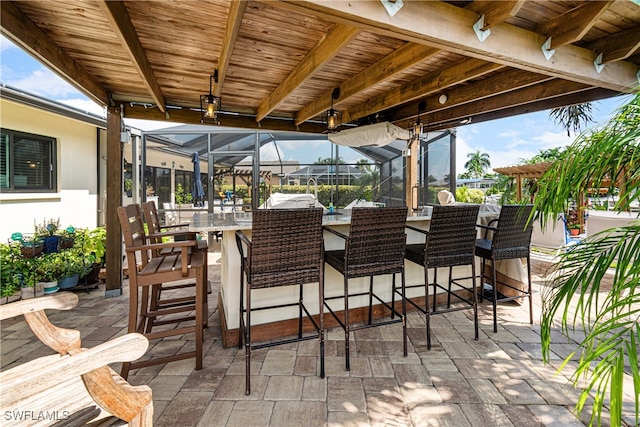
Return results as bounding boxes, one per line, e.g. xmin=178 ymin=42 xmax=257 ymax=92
xmin=0 ymin=292 xmax=153 ymax=426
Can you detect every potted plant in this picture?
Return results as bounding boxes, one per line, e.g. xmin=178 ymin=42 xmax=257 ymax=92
xmin=76 ymin=227 xmax=106 ymax=284
xmin=60 ymin=226 xmax=76 ymax=249
xmin=57 ymin=248 xmax=87 ymax=289
xmin=568 ymin=223 xmax=581 ymax=236
xmin=12 ymin=232 xmax=45 ymax=258
xmin=34 ymin=253 xmax=63 ymax=294
xmin=0 ymin=243 xmax=23 ymax=303
xmin=34 ymin=218 xmax=61 ymax=254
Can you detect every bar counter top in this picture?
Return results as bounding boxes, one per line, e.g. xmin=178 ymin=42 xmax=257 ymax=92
xmin=189 ymin=210 xmax=432 ymax=233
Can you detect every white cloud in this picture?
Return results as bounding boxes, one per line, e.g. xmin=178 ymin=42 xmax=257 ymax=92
xmin=0 ymin=35 xmax=17 ymax=52
xmin=497 ymin=129 xmax=521 ymax=138
xmin=260 ymin=142 xmax=284 ymax=162
xmin=7 ymin=68 xmax=80 ymax=98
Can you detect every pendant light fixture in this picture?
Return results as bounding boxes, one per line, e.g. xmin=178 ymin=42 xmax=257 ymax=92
xmin=323 ymin=88 xmax=342 ymax=132
xmin=200 ymin=70 xmax=221 ymax=124
xmin=411 ymin=100 xmax=427 ymax=141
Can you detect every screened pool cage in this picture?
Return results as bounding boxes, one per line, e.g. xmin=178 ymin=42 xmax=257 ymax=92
xmin=125 ymin=124 xmax=456 ymax=213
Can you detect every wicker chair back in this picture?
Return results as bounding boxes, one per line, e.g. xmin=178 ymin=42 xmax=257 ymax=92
xmin=424 ymin=205 xmax=480 ymax=268
xmin=340 ymin=207 xmax=408 ymax=278
xmin=247 ymin=208 xmax=324 ymax=289
xmin=491 ymin=205 xmax=534 ymax=260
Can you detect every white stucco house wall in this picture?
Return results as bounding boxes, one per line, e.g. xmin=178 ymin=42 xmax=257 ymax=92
xmin=0 ymin=85 xmax=108 ymax=241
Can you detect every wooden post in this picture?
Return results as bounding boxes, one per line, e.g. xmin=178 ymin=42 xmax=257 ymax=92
xmin=405 ymin=139 xmax=418 ymax=210
xmin=105 ymin=106 xmax=123 ymax=297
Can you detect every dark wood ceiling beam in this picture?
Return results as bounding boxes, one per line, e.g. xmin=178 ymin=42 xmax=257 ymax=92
xmin=536 ymin=0 xmax=614 ymax=49
xmin=255 ymin=23 xmax=360 ymax=122
xmin=124 ymin=105 xmax=326 ymax=133
xmin=342 ymin=59 xmax=503 ymax=123
xmin=285 ymin=0 xmax=638 ymax=93
xmin=0 ymin=1 xmax=108 ymax=106
xmin=216 ymin=0 xmax=248 ymax=96
xmin=465 ymin=0 xmax=526 ymax=30
xmin=423 ymin=79 xmax=592 ymax=129
xmin=588 ymin=25 xmax=640 ymax=64
xmin=387 ymin=69 xmax=554 ymax=124
xmin=427 ymin=87 xmax=619 ymax=132
xmin=294 ymin=42 xmax=440 ymax=125
xmin=98 ymin=1 xmax=166 ymax=113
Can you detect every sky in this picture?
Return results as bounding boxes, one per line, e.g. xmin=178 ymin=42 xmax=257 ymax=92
xmin=1 ymin=35 xmax=631 ymax=174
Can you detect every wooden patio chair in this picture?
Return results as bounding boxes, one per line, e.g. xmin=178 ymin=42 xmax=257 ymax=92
xmin=236 ymin=208 xmax=325 ymax=395
xmin=142 ymin=201 xmax=209 ymax=332
xmin=323 ymin=206 xmax=408 ymax=371
xmin=0 ymin=292 xmax=153 ymax=426
xmin=118 ymin=203 xmax=207 ymax=378
xmin=403 ymin=204 xmax=480 ymax=349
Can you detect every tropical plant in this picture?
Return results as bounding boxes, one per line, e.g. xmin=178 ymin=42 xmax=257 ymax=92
xmin=533 ymin=91 xmax=639 ymax=426
xmin=175 ymin=183 xmax=193 ymax=205
xmin=549 ymin=102 xmax=595 ymax=137
xmin=464 ymin=149 xmax=491 ymax=179
xmin=76 ymin=227 xmax=107 ymax=266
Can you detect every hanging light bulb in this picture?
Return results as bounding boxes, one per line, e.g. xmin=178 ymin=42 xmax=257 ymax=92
xmin=323 ymin=88 xmax=342 ymax=132
xmin=200 ymin=70 xmax=221 ymax=124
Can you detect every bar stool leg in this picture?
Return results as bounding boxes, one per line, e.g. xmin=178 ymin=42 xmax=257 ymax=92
xmin=343 ymin=276 xmax=350 ymax=371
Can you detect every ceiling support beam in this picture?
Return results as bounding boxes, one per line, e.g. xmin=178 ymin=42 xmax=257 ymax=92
xmin=98 ymin=1 xmax=166 ymax=113
xmin=216 ymin=0 xmax=248 ymax=96
xmin=285 ymin=0 xmax=639 ymax=94
xmin=388 ymin=69 xmax=554 ymax=128
xmin=294 ymin=42 xmax=440 ymax=125
xmin=588 ymin=25 xmax=640 ymax=64
xmin=425 ymin=79 xmax=593 ymax=129
xmin=342 ymin=59 xmax=503 ymax=123
xmin=536 ymin=1 xmax=614 ymax=49
xmin=256 ymin=23 xmax=360 ymax=122
xmin=427 ymin=87 xmax=618 ymax=132
xmin=465 ymin=0 xmax=526 ymax=30
xmin=0 ymin=1 xmax=108 ymax=106
xmin=124 ymin=105 xmax=327 ymax=134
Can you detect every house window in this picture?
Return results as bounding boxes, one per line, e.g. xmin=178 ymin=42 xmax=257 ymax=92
xmin=0 ymin=129 xmax=56 ymax=192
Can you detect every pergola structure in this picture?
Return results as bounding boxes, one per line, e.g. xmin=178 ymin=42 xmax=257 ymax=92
xmin=2 ymin=1 xmax=638 ymax=296
xmin=493 ymin=162 xmax=553 ymax=202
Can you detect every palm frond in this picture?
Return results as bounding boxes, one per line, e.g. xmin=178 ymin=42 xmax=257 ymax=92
xmin=536 ymin=91 xmax=640 ymax=426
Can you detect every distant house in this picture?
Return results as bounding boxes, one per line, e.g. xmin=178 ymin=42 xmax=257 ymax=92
xmin=456 ymin=177 xmax=496 ymax=191
xmin=287 ymin=164 xmax=365 ymax=185
xmin=0 ymin=85 xmax=108 ymax=241
xmin=235 ymin=160 xmax=300 ymax=187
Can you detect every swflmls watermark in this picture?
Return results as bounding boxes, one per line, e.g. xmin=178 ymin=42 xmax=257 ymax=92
xmin=4 ymin=410 xmax=71 ymax=421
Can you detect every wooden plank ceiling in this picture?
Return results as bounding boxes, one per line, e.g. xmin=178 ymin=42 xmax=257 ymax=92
xmin=2 ymin=0 xmax=639 ymax=134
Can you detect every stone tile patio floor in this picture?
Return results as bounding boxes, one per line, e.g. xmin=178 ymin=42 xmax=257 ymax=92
xmin=1 ymin=252 xmax=636 ymax=427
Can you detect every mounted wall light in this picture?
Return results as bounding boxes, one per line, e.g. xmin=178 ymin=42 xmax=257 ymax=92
xmin=200 ymin=69 xmax=221 ymax=124
xmin=322 ymin=88 xmax=342 ymax=132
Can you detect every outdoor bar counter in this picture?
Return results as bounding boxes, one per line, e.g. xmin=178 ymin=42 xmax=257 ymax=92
xmin=190 ymin=210 xmax=486 ymax=347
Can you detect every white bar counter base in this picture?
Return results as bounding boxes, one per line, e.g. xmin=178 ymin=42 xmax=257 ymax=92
xmin=190 ymin=210 xmax=482 ymax=347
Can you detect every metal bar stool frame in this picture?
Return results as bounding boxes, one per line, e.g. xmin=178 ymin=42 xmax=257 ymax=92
xmin=323 ymin=206 xmax=408 ymax=371
xmin=402 ymin=204 xmax=480 ymax=349
xmin=235 ymin=208 xmax=325 ymax=395
xmin=475 ymin=204 xmax=534 ymax=333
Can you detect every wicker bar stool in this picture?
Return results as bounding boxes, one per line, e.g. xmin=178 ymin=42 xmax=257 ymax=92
xmin=402 ymin=205 xmax=480 ymax=349
xmin=235 ymin=208 xmax=325 ymax=395
xmin=323 ymin=206 xmax=408 ymax=371
xmin=475 ymin=204 xmax=534 ymax=332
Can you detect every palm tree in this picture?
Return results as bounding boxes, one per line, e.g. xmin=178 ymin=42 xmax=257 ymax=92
xmin=549 ymin=102 xmax=595 ymax=137
xmin=533 ymin=92 xmax=639 ymax=426
xmin=464 ymin=149 xmax=491 ymax=178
